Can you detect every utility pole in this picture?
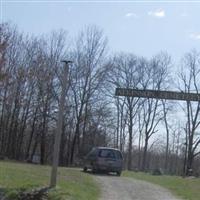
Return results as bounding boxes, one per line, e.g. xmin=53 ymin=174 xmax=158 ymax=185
xmin=50 ymin=60 xmax=72 ymax=188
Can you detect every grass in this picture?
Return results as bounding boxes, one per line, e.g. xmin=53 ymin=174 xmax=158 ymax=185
xmin=2 ymin=161 xmax=199 ymax=200
xmin=123 ymin=171 xmax=200 ymax=200
xmin=0 ymin=161 xmax=99 ymax=200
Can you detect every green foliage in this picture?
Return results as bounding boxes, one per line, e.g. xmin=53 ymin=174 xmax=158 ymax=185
xmin=0 ymin=161 xmax=99 ymax=200
xmin=123 ymin=171 xmax=200 ymax=200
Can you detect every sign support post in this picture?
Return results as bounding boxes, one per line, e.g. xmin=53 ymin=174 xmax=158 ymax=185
xmin=50 ymin=60 xmax=72 ymax=188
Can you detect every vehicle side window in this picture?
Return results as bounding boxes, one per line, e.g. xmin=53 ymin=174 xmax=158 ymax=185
xmin=115 ymin=151 xmax=123 ymax=160
xmin=99 ymin=150 xmax=115 ymax=159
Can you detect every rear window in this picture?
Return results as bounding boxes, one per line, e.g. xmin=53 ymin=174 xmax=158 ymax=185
xmin=98 ymin=149 xmax=115 ymax=159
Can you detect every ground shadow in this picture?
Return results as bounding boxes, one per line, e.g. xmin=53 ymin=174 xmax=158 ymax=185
xmin=0 ymin=187 xmax=49 ymax=200
xmin=81 ymin=169 xmax=119 ymax=177
xmin=0 ymin=188 xmax=7 ymax=200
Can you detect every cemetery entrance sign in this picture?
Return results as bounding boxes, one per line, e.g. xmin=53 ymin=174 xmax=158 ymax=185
xmin=115 ymin=88 xmax=200 ymax=102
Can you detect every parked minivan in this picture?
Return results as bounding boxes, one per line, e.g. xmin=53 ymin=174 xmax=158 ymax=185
xmin=83 ymin=147 xmax=123 ymax=176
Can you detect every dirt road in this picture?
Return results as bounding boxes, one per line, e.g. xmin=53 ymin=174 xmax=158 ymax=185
xmin=95 ymin=175 xmax=182 ymax=200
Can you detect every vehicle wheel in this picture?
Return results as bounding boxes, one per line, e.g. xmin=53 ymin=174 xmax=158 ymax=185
xmin=116 ymin=171 xmax=121 ymax=176
xmin=92 ymin=165 xmax=97 ymax=174
xmin=83 ymin=166 xmax=87 ymax=172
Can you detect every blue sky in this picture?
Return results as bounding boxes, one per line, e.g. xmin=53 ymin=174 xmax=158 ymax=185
xmin=1 ymin=1 xmax=200 ymax=60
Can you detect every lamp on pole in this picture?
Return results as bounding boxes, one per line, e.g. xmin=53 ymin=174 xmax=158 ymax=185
xmin=50 ymin=60 xmax=72 ymax=188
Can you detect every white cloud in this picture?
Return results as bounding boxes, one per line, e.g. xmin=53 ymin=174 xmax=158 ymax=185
xmin=148 ymin=9 xmax=165 ymax=18
xmin=190 ymin=32 xmax=200 ymax=40
xmin=125 ymin=12 xmax=138 ymax=18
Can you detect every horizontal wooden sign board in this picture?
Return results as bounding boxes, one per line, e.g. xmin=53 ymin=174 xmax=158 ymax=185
xmin=115 ymin=88 xmax=200 ymax=102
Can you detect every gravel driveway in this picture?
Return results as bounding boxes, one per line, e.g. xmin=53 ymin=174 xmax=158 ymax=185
xmin=95 ymin=174 xmax=182 ymax=200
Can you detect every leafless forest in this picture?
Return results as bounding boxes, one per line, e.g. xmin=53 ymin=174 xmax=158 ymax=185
xmin=0 ymin=22 xmax=200 ymax=176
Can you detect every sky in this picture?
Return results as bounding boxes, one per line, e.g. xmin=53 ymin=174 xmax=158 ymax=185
xmin=1 ymin=0 xmax=200 ymax=61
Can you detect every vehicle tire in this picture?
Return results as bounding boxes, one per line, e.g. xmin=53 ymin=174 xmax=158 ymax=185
xmin=92 ymin=165 xmax=97 ymax=174
xmin=83 ymin=166 xmax=87 ymax=172
xmin=116 ymin=171 xmax=121 ymax=176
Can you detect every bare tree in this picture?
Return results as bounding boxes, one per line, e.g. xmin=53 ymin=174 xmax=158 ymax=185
xmin=178 ymin=50 xmax=200 ymax=175
xmin=69 ymin=25 xmax=108 ymax=164
xmin=108 ymin=53 xmax=145 ymax=169
xmin=140 ymin=53 xmax=171 ymax=171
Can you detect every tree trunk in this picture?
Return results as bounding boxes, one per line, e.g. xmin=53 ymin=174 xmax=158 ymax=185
xmin=127 ymin=106 xmax=133 ymax=170
xmin=25 ymin=107 xmax=38 ymax=160
xmin=142 ymin=137 xmax=148 ymax=171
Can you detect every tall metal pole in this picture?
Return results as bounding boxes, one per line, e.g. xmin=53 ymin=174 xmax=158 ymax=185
xmin=50 ymin=60 xmax=72 ymax=188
